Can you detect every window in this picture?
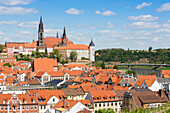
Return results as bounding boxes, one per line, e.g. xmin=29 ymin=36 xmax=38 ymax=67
xmin=24 ymin=100 xmax=27 ymax=103
xmin=107 ymin=103 xmax=109 ymax=106
xmin=41 ymin=106 xmax=43 ymax=109
xmin=3 ymin=100 xmax=5 ymax=104
xmin=53 ymin=98 xmax=55 ymax=102
xmin=18 ymin=106 xmax=20 ymax=111
xmin=99 ymin=104 xmax=101 ymax=107
xmin=26 ymin=106 xmax=29 ymax=110
xmin=103 ymin=103 xmax=105 ymax=107
xmin=111 ymin=103 xmax=113 ymax=106
xmin=5 ymin=106 xmax=7 ymax=111
xmin=35 ymin=106 xmax=37 ymax=110
xmin=33 ymin=100 xmax=35 ymax=103
xmin=44 ymin=106 xmax=46 ymax=109
xmin=115 ymin=102 xmax=117 ymax=106
xmin=23 ymin=106 xmax=25 ymax=110
xmin=9 ymin=106 xmax=11 ymax=111
xmin=31 ymin=106 xmax=33 ymax=110
xmin=95 ymin=104 xmax=97 ymax=107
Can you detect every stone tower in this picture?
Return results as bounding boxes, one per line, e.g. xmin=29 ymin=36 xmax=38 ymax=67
xmin=89 ymin=39 xmax=95 ymax=61
xmin=38 ymin=16 xmax=44 ymax=46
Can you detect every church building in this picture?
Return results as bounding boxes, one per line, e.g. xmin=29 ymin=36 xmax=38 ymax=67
xmin=4 ymin=17 xmax=95 ymax=61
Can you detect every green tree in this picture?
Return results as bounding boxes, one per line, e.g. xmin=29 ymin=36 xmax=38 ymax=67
xmin=113 ymin=65 xmax=119 ymax=69
xmin=0 ymin=44 xmax=4 ymax=52
xmin=61 ymin=59 xmax=65 ymax=65
xmin=149 ymin=47 xmax=152 ymax=52
xmin=70 ymin=51 xmax=78 ymax=62
xmin=100 ymin=62 xmax=105 ymax=69
xmin=3 ymin=63 xmax=12 ymax=67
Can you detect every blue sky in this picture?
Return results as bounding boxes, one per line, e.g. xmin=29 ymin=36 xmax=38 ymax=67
xmin=0 ymin=0 xmax=170 ymax=50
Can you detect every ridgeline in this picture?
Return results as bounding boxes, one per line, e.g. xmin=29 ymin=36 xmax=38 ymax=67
xmin=95 ymin=48 xmax=170 ymax=64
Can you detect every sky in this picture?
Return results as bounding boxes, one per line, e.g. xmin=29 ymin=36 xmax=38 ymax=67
xmin=0 ymin=0 xmax=170 ymax=50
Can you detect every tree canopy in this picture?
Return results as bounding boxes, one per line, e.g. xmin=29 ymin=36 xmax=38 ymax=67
xmin=0 ymin=44 xmax=4 ymax=52
xmin=70 ymin=51 xmax=78 ymax=62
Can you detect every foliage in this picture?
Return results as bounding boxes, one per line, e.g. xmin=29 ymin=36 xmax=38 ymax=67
xmin=0 ymin=44 xmax=4 ymax=52
xmin=95 ymin=48 xmax=170 ymax=64
xmin=3 ymin=63 xmax=12 ymax=67
xmin=149 ymin=47 xmax=152 ymax=52
xmin=126 ymin=70 xmax=137 ymax=75
xmin=122 ymin=101 xmax=170 ymax=113
xmin=100 ymin=62 xmax=105 ymax=69
xmin=113 ymin=65 xmax=119 ymax=69
xmin=96 ymin=108 xmax=115 ymax=113
xmin=81 ymin=57 xmax=90 ymax=60
xmin=70 ymin=51 xmax=78 ymax=62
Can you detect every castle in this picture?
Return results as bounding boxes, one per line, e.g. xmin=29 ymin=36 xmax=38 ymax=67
xmin=4 ymin=17 xmax=95 ymax=61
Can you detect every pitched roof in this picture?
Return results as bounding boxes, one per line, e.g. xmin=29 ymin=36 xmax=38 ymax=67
xmin=33 ymin=58 xmax=57 ymax=72
xmin=26 ymin=79 xmax=41 ymax=85
xmin=61 ymin=88 xmax=85 ymax=96
xmin=54 ymin=44 xmax=89 ymax=50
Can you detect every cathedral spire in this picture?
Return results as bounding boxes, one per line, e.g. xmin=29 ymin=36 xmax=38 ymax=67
xmin=63 ymin=26 xmax=66 ymax=36
xmin=39 ymin=16 xmax=44 ymax=32
xmin=56 ymin=32 xmax=59 ymax=38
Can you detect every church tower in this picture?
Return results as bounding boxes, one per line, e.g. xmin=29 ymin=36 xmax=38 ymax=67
xmin=62 ymin=26 xmax=66 ymax=44
xmin=89 ymin=39 xmax=95 ymax=61
xmin=38 ymin=16 xmax=44 ymax=46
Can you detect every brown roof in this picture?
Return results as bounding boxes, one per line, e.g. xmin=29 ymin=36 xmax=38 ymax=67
xmin=26 ymin=79 xmax=41 ymax=85
xmin=61 ymin=88 xmax=85 ymax=96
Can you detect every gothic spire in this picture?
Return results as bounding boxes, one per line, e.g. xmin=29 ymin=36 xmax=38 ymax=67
xmin=63 ymin=26 xmax=66 ymax=37
xmin=56 ymin=32 xmax=59 ymax=38
xmin=39 ymin=16 xmax=43 ymax=32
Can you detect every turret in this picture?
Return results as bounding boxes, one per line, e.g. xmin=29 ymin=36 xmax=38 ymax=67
xmin=89 ymin=39 xmax=95 ymax=61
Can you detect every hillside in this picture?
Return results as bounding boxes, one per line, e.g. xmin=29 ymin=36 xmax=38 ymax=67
xmin=95 ymin=48 xmax=170 ymax=64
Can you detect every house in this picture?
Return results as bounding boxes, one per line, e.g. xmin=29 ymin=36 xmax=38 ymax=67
xmin=28 ymin=90 xmax=66 ymax=113
xmin=45 ymin=79 xmax=64 ymax=88
xmin=61 ymin=88 xmax=86 ymax=100
xmin=114 ymin=90 xmax=126 ymax=112
xmin=5 ymin=57 xmax=16 ymax=63
xmin=48 ymin=99 xmax=93 ymax=113
xmin=157 ymin=78 xmax=170 ymax=91
xmin=0 ymin=93 xmax=39 ymax=113
xmin=121 ymin=89 xmax=169 ymax=112
xmin=33 ymin=58 xmax=57 ymax=72
xmin=161 ymin=70 xmax=170 ymax=78
xmin=85 ymin=90 xmax=121 ymax=112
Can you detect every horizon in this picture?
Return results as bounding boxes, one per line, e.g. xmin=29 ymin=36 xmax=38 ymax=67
xmin=0 ymin=0 xmax=170 ymax=50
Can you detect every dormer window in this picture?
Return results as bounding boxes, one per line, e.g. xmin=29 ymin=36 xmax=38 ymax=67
xmin=33 ymin=100 xmax=35 ymax=103
xmin=24 ymin=100 xmax=27 ymax=103
xmin=3 ymin=100 xmax=5 ymax=104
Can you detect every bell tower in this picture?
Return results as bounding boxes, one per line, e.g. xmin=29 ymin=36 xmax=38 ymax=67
xmin=38 ymin=16 xmax=44 ymax=46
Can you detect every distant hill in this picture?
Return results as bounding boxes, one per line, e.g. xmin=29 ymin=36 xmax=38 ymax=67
xmin=95 ymin=48 xmax=170 ymax=64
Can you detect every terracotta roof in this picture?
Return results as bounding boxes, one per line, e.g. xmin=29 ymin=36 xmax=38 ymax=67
xmin=26 ymin=79 xmax=41 ymax=85
xmin=33 ymin=58 xmax=57 ymax=72
xmin=28 ymin=90 xmax=66 ymax=105
xmin=90 ymin=90 xmax=118 ymax=102
xmin=54 ymin=44 xmax=89 ymax=50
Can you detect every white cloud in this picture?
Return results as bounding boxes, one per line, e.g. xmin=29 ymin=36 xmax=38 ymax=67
xmin=156 ymin=29 xmax=170 ymax=33
xmin=0 ymin=0 xmax=33 ymax=6
xmin=18 ymin=31 xmax=31 ymax=35
xmin=156 ymin=3 xmax=170 ymax=12
xmin=44 ymin=29 xmax=63 ymax=37
xmin=152 ymin=37 xmax=158 ymax=41
xmin=127 ymin=15 xmax=158 ymax=21
xmin=136 ymin=2 xmax=152 ymax=9
xmin=18 ymin=21 xmax=38 ymax=28
xmin=0 ymin=21 xmax=18 ymax=25
xmin=0 ymin=6 xmax=38 ymax=15
xmin=129 ymin=22 xmax=161 ymax=29
xmin=95 ymin=10 xmax=117 ymax=16
xmin=76 ymin=23 xmax=97 ymax=29
xmin=106 ymin=22 xmax=116 ymax=28
xmin=65 ymin=8 xmax=84 ymax=15
xmin=162 ymin=20 xmax=170 ymax=28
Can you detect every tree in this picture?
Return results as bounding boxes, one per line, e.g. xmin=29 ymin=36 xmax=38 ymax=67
xmin=113 ymin=65 xmax=119 ymax=69
xmin=149 ymin=47 xmax=152 ymax=52
xmin=100 ymin=62 xmax=105 ymax=69
xmin=3 ymin=63 xmax=12 ymax=67
xmin=0 ymin=44 xmax=4 ymax=52
xmin=70 ymin=51 xmax=78 ymax=62
xmin=61 ymin=59 xmax=65 ymax=65
xmin=44 ymin=47 xmax=48 ymax=56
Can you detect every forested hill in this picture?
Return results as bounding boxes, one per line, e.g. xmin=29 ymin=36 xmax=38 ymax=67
xmin=95 ymin=48 xmax=170 ymax=64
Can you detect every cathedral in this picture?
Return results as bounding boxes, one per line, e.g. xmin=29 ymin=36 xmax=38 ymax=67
xmin=5 ymin=17 xmax=95 ymax=61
